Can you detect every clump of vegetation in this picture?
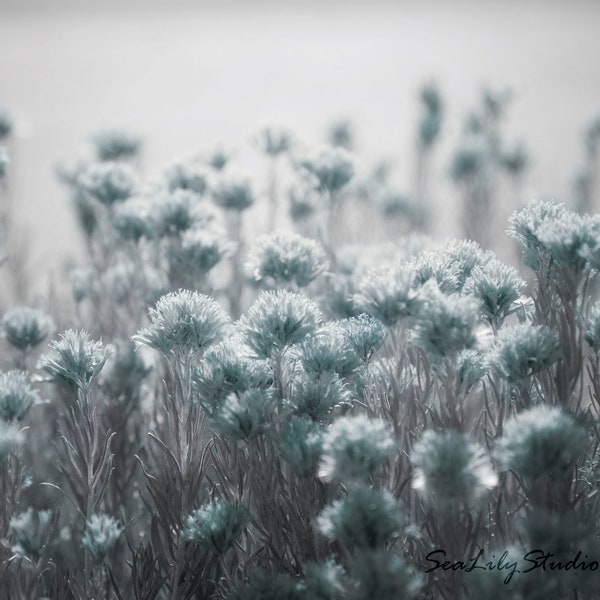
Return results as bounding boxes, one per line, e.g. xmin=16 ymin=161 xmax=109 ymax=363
xmin=1 ymin=88 xmax=600 ymax=600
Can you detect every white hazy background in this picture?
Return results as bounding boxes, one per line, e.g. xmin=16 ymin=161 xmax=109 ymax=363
xmin=1 ymin=0 xmax=600 ymax=285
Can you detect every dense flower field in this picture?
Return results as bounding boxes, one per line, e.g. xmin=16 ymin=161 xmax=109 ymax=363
xmin=0 ymin=89 xmax=600 ymax=599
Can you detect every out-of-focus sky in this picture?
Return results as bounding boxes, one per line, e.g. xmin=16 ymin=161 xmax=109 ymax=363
xmin=1 ymin=0 xmax=599 ymax=286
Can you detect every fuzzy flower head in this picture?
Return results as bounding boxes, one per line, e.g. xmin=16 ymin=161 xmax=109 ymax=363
xmin=328 ymin=119 xmax=355 ymax=149
xmin=354 ymin=264 xmax=421 ymax=327
xmin=508 ymin=200 xmax=567 ymax=272
xmin=151 ymin=190 xmax=211 ymax=238
xmin=289 ymin=372 xmax=352 ymax=421
xmin=463 ymin=260 xmax=525 ymax=326
xmin=488 ymin=323 xmax=560 ymax=383
xmin=81 ymin=513 xmax=123 ymax=564
xmin=39 ymin=330 xmax=112 ymax=391
xmin=411 ymin=430 xmax=497 ymax=507
xmin=0 ymin=421 xmax=23 ymax=460
xmin=212 ymin=175 xmax=255 ymax=211
xmin=192 ymin=338 xmax=272 ymax=415
xmin=182 ymin=500 xmax=251 ymax=554
xmin=112 ymin=196 xmax=154 ymax=242
xmin=135 ymin=290 xmax=230 ymax=356
xmin=319 ymin=415 xmax=395 ymax=484
xmin=2 ymin=306 xmax=55 ymax=351
xmin=211 ymin=389 xmax=274 ymax=441
xmin=497 ymin=406 xmax=587 ymax=481
xmin=298 ymin=328 xmax=362 ymax=378
xmin=10 ymin=509 xmax=54 ymax=562
xmin=414 ymin=286 xmax=479 ymax=360
xmin=337 ymin=314 xmax=387 ymax=362
xmin=317 ymin=487 xmax=403 ymax=549
xmin=245 ymin=232 xmax=328 ymax=289
xmin=78 ymin=162 xmax=136 ymax=205
xmin=298 ymin=145 xmax=355 ymax=194
xmin=165 ymin=160 xmax=209 ymax=195
xmin=91 ymin=129 xmax=141 ymax=162
xmin=277 ymin=417 xmax=323 ymax=477
xmin=0 ymin=371 xmax=39 ymax=421
xmin=257 ymin=125 xmax=293 ymax=156
xmin=240 ymin=290 xmax=322 ymax=359
xmin=536 ymin=212 xmax=600 ymax=274
xmin=168 ymin=227 xmax=236 ymax=278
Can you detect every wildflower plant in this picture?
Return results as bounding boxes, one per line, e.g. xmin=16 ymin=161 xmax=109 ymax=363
xmin=0 ymin=370 xmax=38 ymax=421
xmin=135 ymin=290 xmax=230 ymax=356
xmin=39 ymin=330 xmax=112 ymax=392
xmin=6 ymin=102 xmax=600 ymax=599
xmin=319 ymin=415 xmax=395 ymax=484
xmin=182 ymin=500 xmax=251 ymax=554
xmin=81 ymin=513 xmax=123 ymax=564
xmin=411 ymin=430 xmax=497 ymax=508
xmin=2 ymin=306 xmax=55 ymax=352
xmin=245 ymin=231 xmax=328 ymax=288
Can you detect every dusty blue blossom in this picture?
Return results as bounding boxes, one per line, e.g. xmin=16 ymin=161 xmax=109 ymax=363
xmin=353 ymin=264 xmax=420 ymax=327
xmin=289 ymin=372 xmax=352 ymax=421
xmin=337 ymin=314 xmax=387 ymax=362
xmin=536 ymin=212 xmax=600 ymax=273
xmin=328 ymin=120 xmax=355 ymax=150
xmin=508 ymin=200 xmax=567 ymax=272
xmin=245 ymin=232 xmax=328 ymax=288
xmin=298 ymin=146 xmax=355 ymax=194
xmin=240 ymin=291 xmax=322 ymax=359
xmin=488 ymin=323 xmax=560 ymax=383
xmin=100 ymin=339 xmax=151 ymax=400
xmin=135 ymin=290 xmax=230 ymax=355
xmin=319 ymin=415 xmax=394 ymax=484
xmin=414 ymin=287 xmax=479 ymax=359
xmin=0 ymin=371 xmax=39 ymax=421
xmin=456 ymin=348 xmax=487 ymax=393
xmin=411 ymin=430 xmax=497 ymax=507
xmin=211 ymin=389 xmax=274 ymax=441
xmin=192 ymin=338 xmax=272 ymax=415
xmin=464 ymin=260 xmax=525 ymax=326
xmin=112 ymin=196 xmax=154 ymax=241
xmin=81 ymin=513 xmax=123 ymax=564
xmin=277 ymin=417 xmax=323 ymax=477
xmin=212 ymin=175 xmax=255 ymax=211
xmin=92 ymin=129 xmax=141 ymax=162
xmin=298 ymin=328 xmax=362 ymax=378
xmin=2 ymin=306 xmax=55 ymax=351
xmin=78 ymin=162 xmax=136 ymax=205
xmin=168 ymin=227 xmax=235 ymax=277
xmin=497 ymin=405 xmax=587 ymax=481
xmin=257 ymin=125 xmax=293 ymax=156
xmin=182 ymin=500 xmax=251 ymax=554
xmin=39 ymin=330 xmax=112 ymax=390
xmin=165 ymin=160 xmax=209 ymax=195
xmin=10 ymin=509 xmax=54 ymax=562
xmin=151 ymin=189 xmax=210 ymax=237
xmin=317 ymin=487 xmax=403 ymax=549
